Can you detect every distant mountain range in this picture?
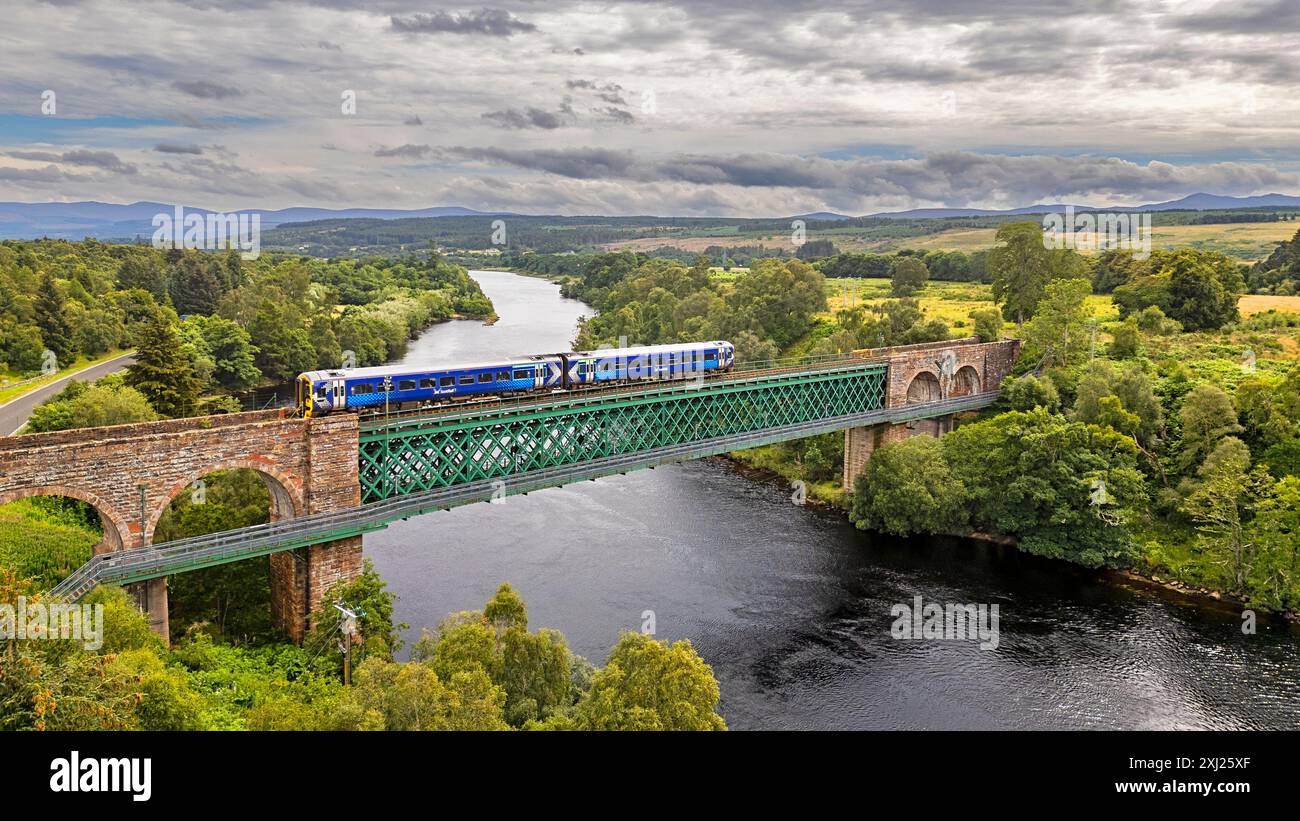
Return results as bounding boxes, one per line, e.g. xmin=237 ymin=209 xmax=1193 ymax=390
xmin=2 ymin=192 xmax=1300 ymax=240
xmin=0 ymin=201 xmax=511 ymax=240
xmin=866 ymin=193 xmax=1300 ymax=219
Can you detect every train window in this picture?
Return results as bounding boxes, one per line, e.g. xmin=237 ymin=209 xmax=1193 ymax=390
xmin=352 ymin=384 xmax=373 ymax=395
xmin=496 ymin=371 xmax=510 ymax=381
xmin=478 ymin=373 xmax=493 ymax=383
xmin=440 ymin=376 xmax=454 ymax=387
xmin=398 ymin=380 xmax=416 ymax=391
xmin=458 ymin=375 xmax=475 ymax=385
xmin=419 ymin=378 xmax=435 ymax=389
xmin=513 ymin=369 xmax=530 ymax=380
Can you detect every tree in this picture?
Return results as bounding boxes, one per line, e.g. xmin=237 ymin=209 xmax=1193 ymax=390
xmin=574 ymin=632 xmax=726 ymax=731
xmin=1235 ymin=374 xmax=1296 ymax=453
xmin=34 ymin=272 xmax=74 ymax=366
xmin=1020 ymin=278 xmax=1093 ymax=368
xmin=115 ymin=255 xmax=167 ymax=302
xmin=1246 ymin=477 xmax=1300 ymax=610
xmin=943 ymin=408 xmax=1147 ymax=568
xmin=849 ymin=435 xmax=969 ymax=536
xmin=889 ymin=256 xmax=929 ymax=296
xmin=248 ymin=301 xmax=317 ymax=382
xmin=26 ymin=376 xmax=158 ymax=433
xmin=1177 ymin=383 xmax=1243 ymax=473
xmin=1091 ymin=249 xmax=1141 ymax=293
xmin=988 ymin=221 xmax=1085 ymax=324
xmin=1182 ymin=439 xmax=1271 ymax=595
xmin=181 ymin=315 xmax=261 ymax=392
xmin=1001 ymin=374 xmax=1060 ymax=412
xmin=124 ymin=312 xmax=202 ymax=417
xmin=725 ymin=259 xmax=826 ymax=349
xmin=1109 ymin=316 xmax=1140 ymax=359
xmin=970 ymin=308 xmax=1002 ymax=342
xmin=169 ymin=256 xmax=222 ymax=316
xmin=332 ymin=657 xmax=508 ymax=731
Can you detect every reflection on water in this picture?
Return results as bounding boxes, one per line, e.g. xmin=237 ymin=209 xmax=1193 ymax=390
xmin=364 ymin=270 xmax=1300 ymax=730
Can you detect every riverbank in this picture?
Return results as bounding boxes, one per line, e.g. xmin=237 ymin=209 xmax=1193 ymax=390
xmin=727 ymin=445 xmax=1299 ymax=621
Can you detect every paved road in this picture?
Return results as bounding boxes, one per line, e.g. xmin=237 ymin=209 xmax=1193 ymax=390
xmin=0 ymin=352 xmax=137 ymax=436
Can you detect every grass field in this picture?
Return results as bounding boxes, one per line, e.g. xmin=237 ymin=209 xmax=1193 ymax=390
xmin=610 ymin=220 xmax=1299 ymax=261
xmin=1238 ymin=294 xmax=1300 ymax=316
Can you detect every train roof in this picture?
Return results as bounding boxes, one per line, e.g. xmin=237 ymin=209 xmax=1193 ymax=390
xmin=300 ymin=356 xmax=550 ymax=381
xmin=300 ymin=341 xmax=732 ymax=381
xmin=576 ymin=341 xmax=731 ymax=358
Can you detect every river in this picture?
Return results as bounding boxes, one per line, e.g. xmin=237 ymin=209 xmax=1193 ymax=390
xmin=365 ymin=269 xmax=1300 ymax=730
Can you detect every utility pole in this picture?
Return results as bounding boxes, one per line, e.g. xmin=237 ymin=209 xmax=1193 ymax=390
xmin=333 ymin=602 xmax=359 ymax=686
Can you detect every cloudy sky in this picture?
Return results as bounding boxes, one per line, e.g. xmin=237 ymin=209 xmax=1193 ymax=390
xmin=2 ymin=0 xmax=1300 ymax=216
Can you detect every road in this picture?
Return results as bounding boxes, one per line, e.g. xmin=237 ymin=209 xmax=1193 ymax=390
xmin=0 ymin=352 xmax=137 ymax=436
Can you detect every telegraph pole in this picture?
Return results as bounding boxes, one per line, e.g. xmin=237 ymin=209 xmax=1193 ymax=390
xmin=333 ymin=602 xmax=358 ymax=686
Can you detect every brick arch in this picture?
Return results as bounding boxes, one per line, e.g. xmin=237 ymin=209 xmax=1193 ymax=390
xmin=952 ymin=365 xmax=981 ymax=397
xmin=145 ymin=458 xmax=305 ymax=545
xmin=905 ymin=370 xmax=942 ymax=403
xmin=0 ymin=484 xmax=129 ymax=554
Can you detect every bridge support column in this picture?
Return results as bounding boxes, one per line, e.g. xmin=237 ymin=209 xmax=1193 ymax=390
xmin=270 ymin=537 xmax=363 ymax=642
xmin=127 ymin=578 xmax=169 ymax=644
xmin=843 ymin=423 xmax=913 ymax=495
xmin=842 ymin=415 xmax=956 ymax=495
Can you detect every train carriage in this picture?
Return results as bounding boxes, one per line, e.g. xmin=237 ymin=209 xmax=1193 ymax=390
xmin=297 ymin=340 xmax=734 ymax=417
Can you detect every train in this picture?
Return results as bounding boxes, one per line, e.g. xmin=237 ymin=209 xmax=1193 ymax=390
xmin=296 ymin=340 xmax=735 ymax=417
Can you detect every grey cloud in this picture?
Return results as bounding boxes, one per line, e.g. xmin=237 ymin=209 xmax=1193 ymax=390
xmin=391 ymin=9 xmax=537 ymax=37
xmin=374 ymin=143 xmax=434 ymax=158
xmin=404 ymin=114 xmax=424 ymax=125
xmin=438 ymin=146 xmax=1300 ymax=205
xmin=481 ymin=106 xmax=567 ymax=129
xmin=154 ymin=143 xmax=204 ymax=155
xmin=173 ymin=80 xmax=243 ymax=99
xmin=9 ymin=149 xmax=136 ymax=174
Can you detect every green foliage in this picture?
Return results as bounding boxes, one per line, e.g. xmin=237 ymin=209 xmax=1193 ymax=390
xmin=1109 ymin=316 xmax=1141 ymax=359
xmin=125 ymin=311 xmax=202 ymax=417
xmin=988 ymin=221 xmax=1087 ymax=324
xmin=1245 ymin=477 xmax=1300 ymax=610
xmin=970 ymin=307 xmax=1002 ymax=342
xmin=889 ymin=256 xmax=929 ymax=296
xmin=1000 ymin=373 xmax=1061 ymax=413
xmin=849 ymin=435 xmax=969 ymax=536
xmin=34 ymin=273 xmax=74 ymax=367
xmin=0 ymin=498 xmax=99 ymax=587
xmin=1113 ymin=249 xmax=1243 ymax=331
xmin=1176 ymin=383 xmax=1243 ymax=474
xmin=574 ymin=632 xmax=726 ymax=731
xmin=180 ymin=315 xmax=260 ymax=393
xmin=942 ymin=409 xmax=1146 ymax=568
xmin=26 ymin=374 xmax=158 ymax=433
xmin=1021 ymin=278 xmax=1093 ymax=368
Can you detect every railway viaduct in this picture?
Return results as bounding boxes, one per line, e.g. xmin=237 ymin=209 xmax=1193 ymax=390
xmin=0 ymin=337 xmax=1018 ymax=642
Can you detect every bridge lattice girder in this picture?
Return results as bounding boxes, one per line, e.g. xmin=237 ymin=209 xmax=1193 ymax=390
xmin=357 ymin=362 xmax=888 ymax=502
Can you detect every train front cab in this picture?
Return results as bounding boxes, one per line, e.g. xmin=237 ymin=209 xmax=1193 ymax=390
xmin=296 ymin=375 xmax=314 ymax=417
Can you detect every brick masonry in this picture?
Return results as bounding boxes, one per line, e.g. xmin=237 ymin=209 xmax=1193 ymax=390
xmin=0 ymin=409 xmax=362 ymax=641
xmin=842 ymin=338 xmax=1021 ymax=494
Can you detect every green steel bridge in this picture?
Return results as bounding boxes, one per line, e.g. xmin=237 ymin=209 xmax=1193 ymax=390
xmin=51 ymin=357 xmax=1000 ymax=601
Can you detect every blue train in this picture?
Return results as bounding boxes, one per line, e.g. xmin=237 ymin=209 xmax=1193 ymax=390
xmin=296 ymin=340 xmax=735 ymax=417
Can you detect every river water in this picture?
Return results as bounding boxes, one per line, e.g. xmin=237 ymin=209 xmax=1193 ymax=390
xmin=365 ymin=270 xmax=1300 ymax=730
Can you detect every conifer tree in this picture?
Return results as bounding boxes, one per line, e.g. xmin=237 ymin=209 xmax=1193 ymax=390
xmin=124 ymin=312 xmax=202 ymax=417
